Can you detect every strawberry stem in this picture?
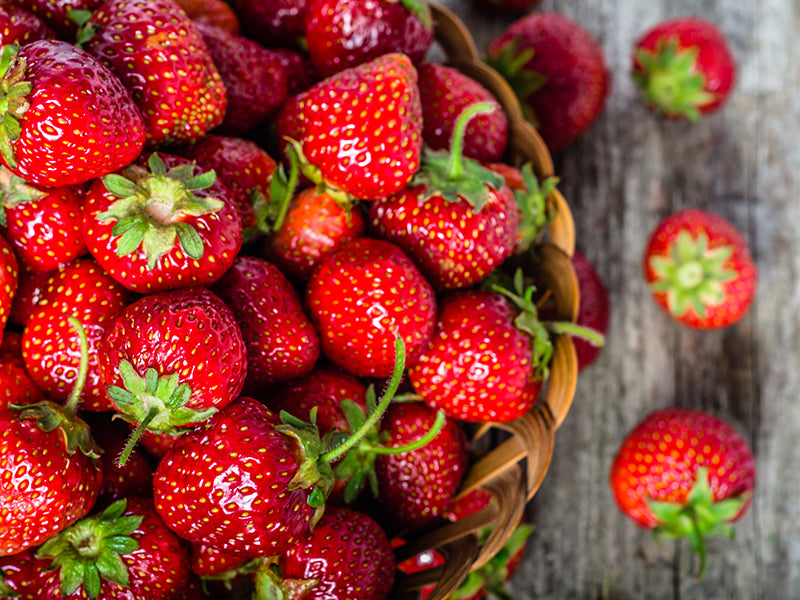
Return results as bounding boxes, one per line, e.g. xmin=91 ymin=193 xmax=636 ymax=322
xmin=446 ymin=101 xmax=496 ymax=182
xmin=320 ymin=334 xmax=406 ymax=464
xmin=367 ymin=410 xmax=446 ymax=455
xmin=64 ymin=315 xmax=90 ymax=415
xmin=117 ymin=407 xmax=158 ymax=467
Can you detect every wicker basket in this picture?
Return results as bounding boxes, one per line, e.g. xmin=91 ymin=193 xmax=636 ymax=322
xmin=387 ymin=5 xmax=581 ymax=599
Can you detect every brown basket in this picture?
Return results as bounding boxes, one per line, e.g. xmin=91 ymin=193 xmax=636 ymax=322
xmin=388 ymin=7 xmax=581 ymax=598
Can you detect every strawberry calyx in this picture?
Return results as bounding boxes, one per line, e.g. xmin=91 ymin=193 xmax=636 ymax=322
xmin=36 ymin=498 xmax=143 ymax=599
xmin=647 ymin=467 xmax=749 ymax=578
xmin=412 ymin=101 xmax=506 ymax=211
xmin=98 ymin=152 xmax=223 ymax=270
xmin=251 ymin=557 xmax=319 ymax=600
xmin=11 ymin=315 xmax=102 ymax=459
xmin=0 ymin=571 xmax=14 ymax=597
xmin=512 ymin=163 xmax=559 ymax=253
xmin=282 ymin=137 xmax=356 ymax=207
xmin=0 ymin=166 xmax=47 ymax=215
xmin=648 ymin=229 xmax=736 ymax=320
xmin=0 ymin=45 xmax=33 ymax=171
xmin=246 ymin=145 xmax=301 ymax=243
xmin=484 ymin=39 xmax=547 ymax=125
xmin=108 ymin=359 xmax=217 ymax=466
xmin=633 ymin=39 xmax=716 ymax=122
xmin=400 ymin=0 xmax=432 ymax=30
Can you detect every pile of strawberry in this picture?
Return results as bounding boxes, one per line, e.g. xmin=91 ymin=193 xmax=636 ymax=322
xmin=0 ymin=1 xmax=599 ymax=599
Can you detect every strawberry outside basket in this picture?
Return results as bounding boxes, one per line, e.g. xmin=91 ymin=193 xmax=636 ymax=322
xmin=387 ymin=5 xmax=581 ymax=599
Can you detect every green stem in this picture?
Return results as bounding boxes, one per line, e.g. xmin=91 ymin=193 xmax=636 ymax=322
xmin=272 ymin=146 xmax=300 ymax=233
xmin=367 ymin=410 xmax=446 ymax=455
xmin=446 ymin=101 xmax=496 ymax=181
xmin=117 ymin=408 xmax=158 ymax=467
xmin=545 ymin=320 xmax=605 ymax=347
xmin=64 ymin=315 xmax=90 ymax=416
xmin=321 ymin=335 xmax=406 ymax=464
xmin=691 ymin=512 xmax=708 ymax=580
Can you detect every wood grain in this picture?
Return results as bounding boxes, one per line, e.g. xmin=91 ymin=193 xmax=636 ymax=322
xmin=436 ymin=1 xmax=800 ymax=598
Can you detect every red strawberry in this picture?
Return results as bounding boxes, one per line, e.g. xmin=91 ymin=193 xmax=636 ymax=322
xmin=211 ymin=255 xmax=320 ymax=392
xmin=273 ymin=505 xmax=395 ymax=600
xmin=98 ymin=287 xmax=248 ymax=452
xmin=372 ymin=401 xmax=469 ymax=530
xmin=306 ymin=237 xmax=437 ymax=378
xmin=289 ymin=53 xmax=423 ymax=201
xmin=231 ymin=0 xmax=308 ymax=48
xmin=643 ymin=209 xmax=757 ymax=329
xmin=259 ymin=186 xmax=366 ymax=282
xmin=190 ymin=542 xmax=248 ymax=577
xmin=609 ymin=407 xmax=756 ymax=576
xmin=0 ymin=549 xmax=51 ymax=599
xmin=81 ymin=152 xmax=242 ymax=293
xmin=7 ymin=264 xmax=50 ymax=327
xmin=0 ymin=4 xmax=55 ymax=46
xmin=0 ymin=316 xmax=102 ymax=556
xmin=22 ymin=258 xmax=132 ymax=411
xmin=304 ymin=0 xmax=433 ymax=77
xmin=0 ymin=168 xmax=86 ymax=273
xmin=0 ymin=331 xmax=43 ymax=408
xmin=271 ymin=48 xmax=319 ymax=95
xmin=195 ymin=22 xmax=288 ymax=136
xmin=173 ymin=0 xmax=241 ymax=35
xmin=38 ymin=497 xmax=192 ymax=599
xmin=369 ymin=102 xmax=518 ymax=290
xmin=572 ymin=249 xmax=610 ymax=371
xmin=485 ymin=12 xmax=610 ymax=153
xmin=0 ymin=40 xmax=146 ymax=188
xmin=175 ymin=134 xmax=278 ymax=234
xmin=82 ymin=0 xmax=227 ymax=146
xmin=632 ymin=17 xmax=736 ymax=120
xmin=5 ymin=0 xmax=104 ymax=39
xmin=0 ymin=232 xmax=17 ymax=344
xmin=418 ymin=63 xmax=508 ymax=163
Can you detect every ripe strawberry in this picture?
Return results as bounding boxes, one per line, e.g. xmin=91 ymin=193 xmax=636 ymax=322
xmin=195 ymin=22 xmax=288 ymax=136
xmin=572 ymin=249 xmax=610 ymax=371
xmin=273 ymin=505 xmax=395 ymax=600
xmin=22 ymin=258 xmax=132 ymax=412
xmin=306 ymin=237 xmax=437 ymax=378
xmin=418 ymin=63 xmax=508 ymax=163
xmin=0 ymin=169 xmax=86 ymax=273
xmin=0 ymin=316 xmax=102 ymax=556
xmin=211 ymin=255 xmax=320 ymax=392
xmin=5 ymin=0 xmax=103 ymax=40
xmin=231 ymin=0 xmax=308 ymax=48
xmin=173 ymin=0 xmax=241 ymax=35
xmin=81 ymin=152 xmax=242 ymax=293
xmin=0 ymin=232 xmax=17 ymax=344
xmin=37 ymin=497 xmax=192 ymax=599
xmin=485 ymin=12 xmax=610 ymax=153
xmin=609 ymin=407 xmax=756 ymax=576
xmin=0 ymin=4 xmax=55 ymax=46
xmin=369 ymin=102 xmax=518 ymax=290
xmin=632 ymin=17 xmax=736 ymax=120
xmin=0 ymin=331 xmax=43 ymax=408
xmin=259 ymin=186 xmax=366 ymax=282
xmin=0 ymin=40 xmax=146 ymax=188
xmin=190 ymin=542 xmax=248 ymax=577
xmin=271 ymin=48 xmax=319 ymax=95
xmin=175 ymin=134 xmax=278 ymax=234
xmin=7 ymin=264 xmax=50 ymax=327
xmin=643 ymin=209 xmax=757 ymax=329
xmin=81 ymin=0 xmax=227 ymax=146
xmin=304 ymin=0 xmax=433 ymax=77
xmin=98 ymin=287 xmax=247 ymax=452
xmin=0 ymin=549 xmax=51 ymax=599
xmin=289 ymin=52 xmax=423 ymax=201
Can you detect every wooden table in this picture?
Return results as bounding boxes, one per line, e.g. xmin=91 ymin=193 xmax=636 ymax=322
xmin=437 ymin=1 xmax=799 ymax=598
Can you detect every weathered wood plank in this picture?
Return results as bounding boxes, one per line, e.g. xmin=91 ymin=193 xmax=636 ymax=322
xmin=437 ymin=0 xmax=800 ymax=598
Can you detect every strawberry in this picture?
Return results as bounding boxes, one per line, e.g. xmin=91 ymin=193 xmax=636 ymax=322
xmin=0 ymin=232 xmax=17 ymax=344
xmin=609 ymin=407 xmax=756 ymax=576
xmin=21 ymin=258 xmax=132 ymax=412
xmin=304 ymin=0 xmax=433 ymax=77
xmin=211 ymin=255 xmax=320 ymax=392
xmin=288 ymin=52 xmax=423 ymax=202
xmin=81 ymin=152 xmax=242 ymax=293
xmin=7 ymin=264 xmax=50 ymax=328
xmin=81 ymin=0 xmax=227 ymax=146
xmin=0 ymin=4 xmax=55 ymax=46
xmin=259 ymin=186 xmax=366 ymax=282
xmin=231 ymin=0 xmax=308 ymax=48
xmin=0 ymin=168 xmax=87 ymax=273
xmin=37 ymin=497 xmax=192 ymax=599
xmin=0 ymin=316 xmax=102 ymax=557
xmin=266 ymin=505 xmax=395 ymax=600
xmin=305 ymin=237 xmax=437 ymax=378
xmin=485 ymin=12 xmax=610 ymax=153
xmin=97 ymin=287 xmax=248 ymax=456
xmin=175 ymin=134 xmax=278 ymax=234
xmin=643 ymin=209 xmax=757 ymax=329
xmin=271 ymin=48 xmax=319 ymax=95
xmin=0 ymin=40 xmax=146 ymax=188
xmin=418 ymin=63 xmax=508 ymax=163
xmin=632 ymin=17 xmax=736 ymax=121
xmin=0 ymin=549 xmax=51 ymax=599
xmin=572 ymin=249 xmax=610 ymax=371
xmin=173 ymin=0 xmax=241 ymax=35
xmin=0 ymin=331 xmax=43 ymax=408
xmin=190 ymin=542 xmax=248 ymax=577
xmin=195 ymin=22 xmax=288 ymax=136
xmin=369 ymin=102 xmax=518 ymax=290
xmin=4 ymin=0 xmax=104 ymax=40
